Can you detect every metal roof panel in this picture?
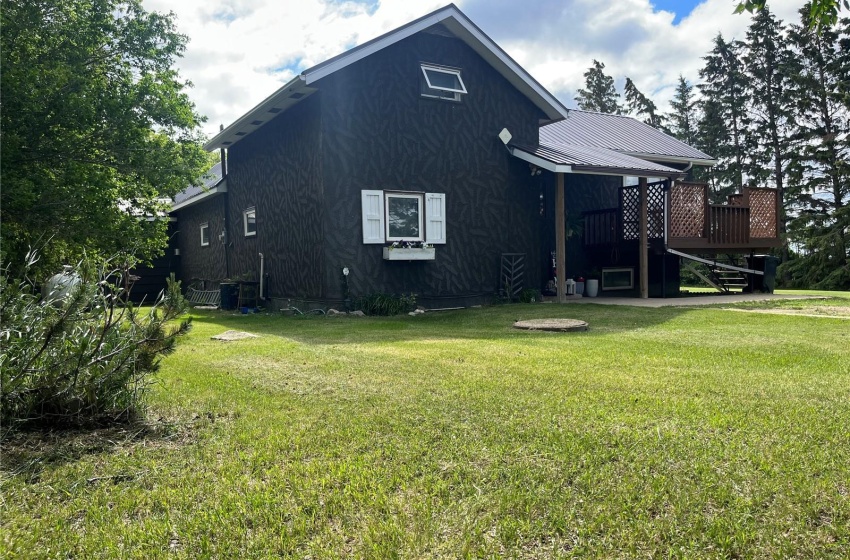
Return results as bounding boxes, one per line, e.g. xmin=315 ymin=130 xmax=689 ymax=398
xmin=540 ymin=110 xmax=714 ymax=163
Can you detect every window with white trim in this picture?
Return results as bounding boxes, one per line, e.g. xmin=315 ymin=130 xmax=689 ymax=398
xmin=420 ymin=63 xmax=467 ymax=101
xmin=386 ymin=192 xmax=424 ymax=241
xmin=243 ymin=207 xmax=257 ymax=237
xmin=362 ymin=190 xmax=446 ymax=245
xmin=200 ymin=223 xmax=210 ymax=246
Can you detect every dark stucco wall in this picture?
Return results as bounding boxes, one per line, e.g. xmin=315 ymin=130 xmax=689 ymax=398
xmin=317 ymin=27 xmax=548 ymax=305
xmin=175 ymin=195 xmax=227 ymax=288
xmin=224 ymin=94 xmax=324 ymax=298
xmin=539 ymin=173 xmax=622 ymax=281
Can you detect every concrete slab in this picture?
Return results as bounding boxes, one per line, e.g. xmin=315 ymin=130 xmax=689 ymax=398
xmin=547 ymin=293 xmax=824 ymax=308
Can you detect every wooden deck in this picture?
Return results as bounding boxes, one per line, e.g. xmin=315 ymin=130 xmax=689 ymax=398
xmin=584 ymin=182 xmax=781 ymax=253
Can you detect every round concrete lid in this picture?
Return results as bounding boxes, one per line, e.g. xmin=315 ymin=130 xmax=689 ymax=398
xmin=512 ymin=319 xmax=588 ymax=332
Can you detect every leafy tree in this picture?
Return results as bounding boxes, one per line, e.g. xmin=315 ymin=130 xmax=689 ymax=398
xmin=783 ymin=11 xmax=850 ymax=288
xmin=0 ymin=0 xmax=208 ymax=276
xmin=575 ymin=60 xmax=622 ymax=114
xmin=698 ymin=34 xmax=751 ymax=201
xmin=736 ymin=0 xmax=847 ymax=29
xmin=624 ymin=77 xmax=665 ymax=128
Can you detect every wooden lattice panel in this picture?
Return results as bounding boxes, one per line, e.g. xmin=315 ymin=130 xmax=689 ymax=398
xmin=620 ymin=182 xmax=665 ymax=240
xmin=621 ymin=186 xmax=640 ymax=240
xmin=669 ymin=183 xmax=705 ymax=238
xmin=647 ymin=183 xmax=664 ymax=238
xmin=747 ymin=188 xmax=777 ymax=238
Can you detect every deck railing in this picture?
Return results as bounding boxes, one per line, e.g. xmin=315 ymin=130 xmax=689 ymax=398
xmin=708 ymin=205 xmax=750 ymax=245
xmin=583 ymin=182 xmax=779 ymax=250
xmin=583 ymin=209 xmax=619 ymax=246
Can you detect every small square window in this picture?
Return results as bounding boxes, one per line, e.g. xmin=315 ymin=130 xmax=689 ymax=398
xmin=420 ymin=64 xmax=466 ymax=101
xmin=200 ymin=223 xmax=210 ymax=246
xmin=385 ymin=192 xmax=424 ymax=241
xmin=243 ymin=208 xmax=257 ymax=237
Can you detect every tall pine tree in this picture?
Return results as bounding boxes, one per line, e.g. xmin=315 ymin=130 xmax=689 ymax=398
xmin=698 ymin=34 xmax=751 ymax=202
xmin=624 ymin=77 xmax=665 ymax=128
xmin=667 ymin=76 xmax=698 ymax=145
xmin=743 ymin=7 xmax=796 ymax=265
xmin=575 ymin=60 xmax=622 ymax=114
xmin=784 ymin=9 xmax=850 ymax=288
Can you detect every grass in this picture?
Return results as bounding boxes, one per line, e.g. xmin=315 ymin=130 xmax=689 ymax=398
xmin=3 ymin=294 xmax=850 ymax=558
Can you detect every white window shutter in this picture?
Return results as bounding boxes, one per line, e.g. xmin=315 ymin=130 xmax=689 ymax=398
xmin=361 ymin=190 xmax=385 ymax=244
xmin=425 ymin=193 xmax=446 ymax=244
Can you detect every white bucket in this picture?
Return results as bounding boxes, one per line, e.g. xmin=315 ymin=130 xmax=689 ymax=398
xmin=585 ymin=279 xmax=599 ymax=297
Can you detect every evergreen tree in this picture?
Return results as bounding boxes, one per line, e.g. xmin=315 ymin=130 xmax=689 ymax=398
xmin=695 ymin=97 xmax=727 ymax=190
xmin=668 ymin=76 xmax=698 ymax=146
xmin=575 ymin=60 xmax=622 ymax=114
xmin=784 ymin=9 xmax=850 ymax=288
xmin=743 ymin=7 xmax=796 ymax=265
xmin=698 ymin=34 xmax=751 ymax=202
xmin=624 ymin=77 xmax=665 ymax=128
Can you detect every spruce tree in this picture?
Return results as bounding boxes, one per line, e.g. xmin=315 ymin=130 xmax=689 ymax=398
xmin=698 ymin=34 xmax=751 ymax=202
xmin=575 ymin=60 xmax=622 ymax=114
xmin=743 ymin=7 xmax=796 ymax=266
xmin=624 ymin=77 xmax=665 ymax=128
xmin=784 ymin=9 xmax=850 ymax=289
xmin=667 ymin=76 xmax=698 ymax=146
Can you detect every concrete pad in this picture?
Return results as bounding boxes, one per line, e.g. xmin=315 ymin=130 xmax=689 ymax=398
xmin=554 ymin=293 xmax=824 ymax=308
xmin=211 ymin=330 xmax=259 ymax=341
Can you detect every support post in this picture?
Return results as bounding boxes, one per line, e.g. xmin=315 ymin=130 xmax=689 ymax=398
xmin=639 ymin=176 xmax=649 ymax=299
xmin=556 ymin=173 xmax=566 ymax=303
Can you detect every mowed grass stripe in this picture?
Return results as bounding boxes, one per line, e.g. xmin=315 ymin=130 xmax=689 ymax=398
xmin=3 ymin=298 xmax=848 ymax=558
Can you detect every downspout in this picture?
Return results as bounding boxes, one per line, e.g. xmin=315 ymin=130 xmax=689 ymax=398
xmin=220 ymin=124 xmax=230 ymax=279
xmin=259 ymin=253 xmax=264 ymax=301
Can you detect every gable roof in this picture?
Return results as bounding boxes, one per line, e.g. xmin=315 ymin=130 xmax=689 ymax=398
xmin=540 ymin=110 xmax=715 ymax=166
xmin=205 ymin=4 xmax=569 ymax=151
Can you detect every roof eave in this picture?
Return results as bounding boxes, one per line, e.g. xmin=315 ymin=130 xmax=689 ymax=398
xmin=171 ymin=179 xmax=227 ymax=212
xmin=619 ymin=151 xmax=717 ymax=166
xmin=510 ymin=145 xmax=685 ymax=179
xmin=571 ymin=164 xmax=685 ymax=179
xmin=204 ymin=76 xmax=314 ymax=151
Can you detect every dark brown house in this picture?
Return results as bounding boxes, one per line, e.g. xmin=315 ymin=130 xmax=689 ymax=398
xmin=171 ymin=4 xmax=779 ymax=308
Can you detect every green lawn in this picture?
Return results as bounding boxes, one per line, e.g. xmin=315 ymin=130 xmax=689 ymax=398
xmin=3 ymin=295 xmax=850 ymax=558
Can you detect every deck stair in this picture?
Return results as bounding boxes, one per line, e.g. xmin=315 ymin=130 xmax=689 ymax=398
xmin=708 ymin=265 xmax=749 ymax=293
xmin=668 ymin=248 xmax=763 ymax=294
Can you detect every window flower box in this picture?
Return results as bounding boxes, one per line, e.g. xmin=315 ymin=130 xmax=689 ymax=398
xmin=382 ymin=247 xmax=436 ymax=261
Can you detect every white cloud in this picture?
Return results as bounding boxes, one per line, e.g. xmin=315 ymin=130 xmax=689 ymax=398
xmin=141 ymin=0 xmax=806 ymax=138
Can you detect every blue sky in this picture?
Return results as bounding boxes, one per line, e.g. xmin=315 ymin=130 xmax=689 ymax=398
xmin=142 ymin=0 xmax=805 ymax=137
xmin=650 ymin=0 xmax=702 ymax=24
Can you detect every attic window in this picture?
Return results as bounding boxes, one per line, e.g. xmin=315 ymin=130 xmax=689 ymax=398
xmin=420 ymin=63 xmax=466 ymax=101
xmin=200 ymin=223 xmax=210 ymax=247
xmin=243 ymin=207 xmax=257 ymax=237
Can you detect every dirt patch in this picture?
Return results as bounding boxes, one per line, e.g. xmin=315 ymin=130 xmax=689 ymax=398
xmin=721 ymin=306 xmax=850 ymax=319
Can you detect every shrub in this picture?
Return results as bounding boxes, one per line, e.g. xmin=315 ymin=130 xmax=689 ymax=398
xmin=0 ymin=254 xmax=191 ymax=430
xmin=518 ymin=288 xmax=541 ymax=303
xmin=354 ymin=292 xmax=417 ymax=316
